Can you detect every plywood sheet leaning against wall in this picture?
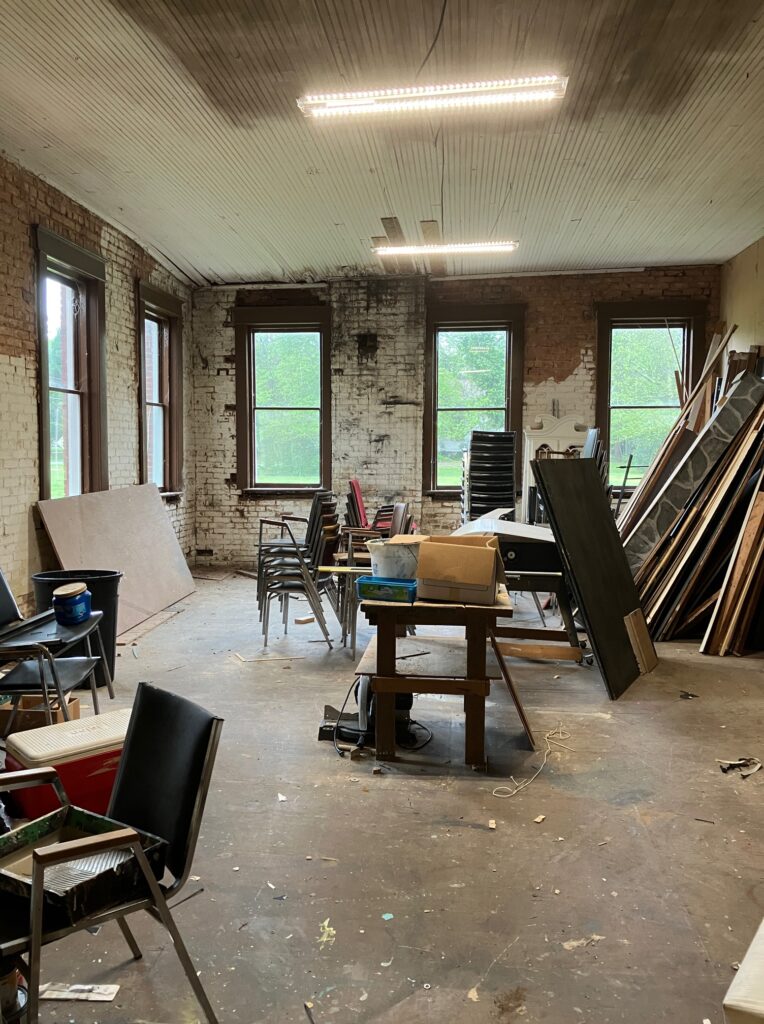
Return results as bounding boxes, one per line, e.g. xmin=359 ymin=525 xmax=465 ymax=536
xmin=38 ymin=484 xmax=195 ymax=634
xmin=531 ymin=458 xmax=656 ymax=700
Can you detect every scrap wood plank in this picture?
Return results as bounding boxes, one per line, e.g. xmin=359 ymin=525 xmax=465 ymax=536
xmin=623 ymin=609 xmax=658 ymax=674
xmin=381 ymin=216 xmax=415 ymax=273
xmin=420 ymin=219 xmax=448 ymax=276
xmin=640 ymin=413 xmax=764 ymax=636
xmin=494 ymin=640 xmax=584 ymax=663
xmin=623 ymin=371 xmax=764 ymax=573
xmin=489 ymin=631 xmax=536 ymax=749
xmin=37 ymin=484 xmax=195 ymax=634
xmin=620 ymin=326 xmax=736 ymax=536
xmin=702 ymin=486 xmax=764 ymax=655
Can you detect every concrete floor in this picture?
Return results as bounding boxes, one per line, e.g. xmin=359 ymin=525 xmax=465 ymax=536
xmin=20 ymin=577 xmax=764 ymax=1023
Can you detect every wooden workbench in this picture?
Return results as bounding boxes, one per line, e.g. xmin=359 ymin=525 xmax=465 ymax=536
xmin=359 ymin=588 xmax=516 ymax=765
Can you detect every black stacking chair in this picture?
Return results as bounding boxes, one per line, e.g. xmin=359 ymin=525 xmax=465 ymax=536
xmin=0 ymin=570 xmax=114 ymax=736
xmin=0 ymin=683 xmax=223 ymax=1024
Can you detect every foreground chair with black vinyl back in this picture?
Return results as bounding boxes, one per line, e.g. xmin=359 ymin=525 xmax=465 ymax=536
xmin=0 ymin=682 xmax=223 ymax=1023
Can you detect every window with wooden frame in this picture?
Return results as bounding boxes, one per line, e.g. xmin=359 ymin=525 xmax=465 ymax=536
xmin=233 ymin=306 xmax=331 ymax=494
xmin=137 ymin=283 xmax=184 ymax=494
xmin=423 ymin=304 xmax=525 ymax=494
xmin=596 ymin=301 xmax=706 ymax=489
xmin=36 ymin=227 xmax=108 ymax=500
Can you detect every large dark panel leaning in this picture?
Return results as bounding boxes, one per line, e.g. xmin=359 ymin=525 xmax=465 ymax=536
xmin=531 ymin=458 xmax=644 ymax=699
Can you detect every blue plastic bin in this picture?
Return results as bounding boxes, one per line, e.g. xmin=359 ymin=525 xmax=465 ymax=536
xmin=356 ymin=576 xmax=417 ymax=603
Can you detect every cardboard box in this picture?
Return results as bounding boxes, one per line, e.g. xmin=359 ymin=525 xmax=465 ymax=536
xmin=416 ymin=534 xmax=506 ymax=605
xmin=0 ymin=694 xmax=80 ymax=735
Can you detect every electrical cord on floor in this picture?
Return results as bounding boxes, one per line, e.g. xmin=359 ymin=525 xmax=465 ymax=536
xmin=332 ymin=684 xmax=434 ymax=756
xmin=333 ymin=677 xmax=359 ymax=758
xmin=397 ymin=719 xmax=433 ymax=751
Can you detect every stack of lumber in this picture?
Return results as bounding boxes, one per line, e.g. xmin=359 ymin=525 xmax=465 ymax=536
xmin=618 ymin=326 xmax=764 ymax=655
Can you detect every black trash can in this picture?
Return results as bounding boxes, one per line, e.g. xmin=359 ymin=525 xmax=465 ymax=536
xmin=31 ymin=569 xmax=122 ymax=688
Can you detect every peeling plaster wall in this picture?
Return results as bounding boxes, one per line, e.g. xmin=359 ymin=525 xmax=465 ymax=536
xmin=0 ymin=153 xmax=193 ymax=611
xmin=192 ymin=265 xmax=720 ymax=557
xmin=721 ymin=237 xmax=764 ymax=351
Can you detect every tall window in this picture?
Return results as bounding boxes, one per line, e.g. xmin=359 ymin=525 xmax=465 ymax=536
xmin=137 ymin=283 xmax=184 ymax=493
xmin=424 ymin=304 xmax=524 ymax=493
xmin=234 ymin=306 xmax=331 ymax=493
xmin=596 ymin=302 xmax=705 ymax=487
xmin=37 ymin=228 xmax=107 ymax=500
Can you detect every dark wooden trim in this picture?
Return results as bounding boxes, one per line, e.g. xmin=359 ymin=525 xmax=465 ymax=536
xmin=136 ymin=281 xmax=184 ymax=492
xmin=423 ymin=303 xmax=526 ymax=493
xmin=234 ymin=306 xmax=332 ymax=492
xmin=235 ymin=322 xmax=255 ymax=490
xmin=595 ymin=299 xmax=707 ymax=452
xmin=36 ymin=226 xmax=106 ymax=282
xmin=35 ymin=227 xmax=108 ymax=499
xmin=36 ymin=249 xmax=51 ymax=501
xmin=232 ymin=305 xmax=330 ymax=328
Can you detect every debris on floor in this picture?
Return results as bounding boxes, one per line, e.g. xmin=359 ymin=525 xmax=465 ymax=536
xmin=39 ymin=983 xmax=119 ymax=1001
xmin=718 ymin=756 xmax=762 ymax=777
xmin=680 ymin=690 xmax=700 ymax=699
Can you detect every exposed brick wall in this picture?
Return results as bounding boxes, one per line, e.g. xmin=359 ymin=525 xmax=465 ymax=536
xmin=192 ymin=265 xmax=719 ymax=556
xmin=0 ymin=153 xmax=193 ymax=611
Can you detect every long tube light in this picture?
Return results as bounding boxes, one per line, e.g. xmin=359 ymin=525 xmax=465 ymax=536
xmin=298 ymin=75 xmax=567 ymax=118
xmin=372 ymin=241 xmax=519 ymax=257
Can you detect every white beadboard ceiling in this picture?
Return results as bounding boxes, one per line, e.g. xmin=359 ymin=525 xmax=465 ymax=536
xmin=1 ymin=0 xmax=763 ymax=284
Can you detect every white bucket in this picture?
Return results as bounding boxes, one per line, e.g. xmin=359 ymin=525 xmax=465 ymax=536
xmin=366 ymin=538 xmax=422 ymax=579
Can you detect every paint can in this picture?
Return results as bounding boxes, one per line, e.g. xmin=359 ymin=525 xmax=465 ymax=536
xmin=52 ymin=581 xmax=91 ymax=625
xmin=366 ymin=538 xmax=422 ymax=579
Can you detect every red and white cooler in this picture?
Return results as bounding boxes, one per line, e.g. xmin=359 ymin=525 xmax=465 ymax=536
xmin=3 ymin=708 xmax=132 ymax=817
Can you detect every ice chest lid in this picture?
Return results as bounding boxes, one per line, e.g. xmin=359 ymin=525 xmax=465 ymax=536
xmin=6 ymin=708 xmax=132 ymax=767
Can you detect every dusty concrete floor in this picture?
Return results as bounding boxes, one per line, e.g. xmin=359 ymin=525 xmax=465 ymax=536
xmin=21 ymin=577 xmax=764 ymax=1024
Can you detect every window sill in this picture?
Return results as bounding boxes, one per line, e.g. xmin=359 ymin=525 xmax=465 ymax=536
xmin=241 ymin=486 xmax=324 ymax=499
xmin=423 ymin=489 xmax=461 ymax=501
xmin=161 ymin=491 xmax=183 ymax=502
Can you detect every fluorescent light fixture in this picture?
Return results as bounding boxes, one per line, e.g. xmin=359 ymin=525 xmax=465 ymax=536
xmin=372 ymin=241 xmax=519 ymax=257
xmin=298 ymin=75 xmax=567 ymax=118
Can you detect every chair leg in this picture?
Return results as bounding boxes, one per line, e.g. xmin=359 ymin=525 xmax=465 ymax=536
xmin=2 ymin=695 xmax=20 ymax=739
xmin=89 ymin=670 xmax=101 ymax=715
xmin=117 ymin=916 xmax=143 ymax=960
xmin=131 ymin=843 xmax=219 ymax=1024
xmin=282 ymin=593 xmax=289 ymax=635
xmin=27 ymin=859 xmax=46 ymax=1024
xmin=93 ymin=626 xmax=115 ymax=699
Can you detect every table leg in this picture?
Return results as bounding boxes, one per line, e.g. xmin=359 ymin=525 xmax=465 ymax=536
xmin=465 ymin=616 xmax=488 ymax=766
xmin=374 ymin=610 xmax=398 ymax=760
xmin=464 ymin=693 xmax=486 ymax=766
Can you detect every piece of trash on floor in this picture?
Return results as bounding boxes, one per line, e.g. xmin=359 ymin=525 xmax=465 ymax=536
xmin=380 ymin=955 xmax=394 ymax=968
xmin=321 ymin=856 xmax=339 ymax=863
xmin=233 ymin=866 xmax=240 ymax=871
xmin=534 ymin=815 xmax=546 ymax=823
xmin=295 ymin=615 xmax=315 ymax=625
xmin=680 ymin=690 xmax=699 ymax=699
xmin=562 ymin=934 xmax=606 ymax=950
xmin=360 ymin=990 xmax=368 ymax=1001
xmin=190 ymin=874 xmax=201 ymax=881
xmin=423 ymin=983 xmax=431 ymax=990
xmin=695 ymin=817 xmax=715 ymax=824
xmin=467 ymin=987 xmax=480 ymax=1002
xmin=278 ymin=792 xmax=288 ymax=801
xmin=731 ymin=962 xmax=740 ymax=971
xmin=40 ymin=983 xmax=119 ymax=1002
xmin=304 ymin=1001 xmax=318 ymax=1024
xmin=274 ymin=894 xmax=287 ymax=901
xmin=267 ymin=881 xmax=276 ymax=889
xmin=718 ymin=756 xmax=762 ymax=778
xmin=553 ymin=674 xmax=560 ymax=680
xmin=318 ymin=917 xmax=336 ymax=949
xmin=488 ymin=819 xmax=497 ymax=830
xmin=382 ymin=912 xmax=394 ymax=921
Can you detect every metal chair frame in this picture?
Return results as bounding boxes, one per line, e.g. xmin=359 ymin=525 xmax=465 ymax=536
xmin=0 ymin=709 xmax=223 ymax=1023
